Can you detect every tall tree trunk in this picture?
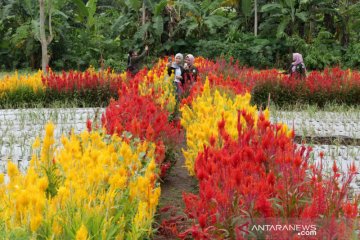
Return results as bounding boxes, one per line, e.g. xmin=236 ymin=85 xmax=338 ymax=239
xmin=39 ymin=0 xmax=48 ymax=72
xmin=254 ymin=0 xmax=258 ymax=36
xmin=39 ymin=0 xmax=53 ymax=73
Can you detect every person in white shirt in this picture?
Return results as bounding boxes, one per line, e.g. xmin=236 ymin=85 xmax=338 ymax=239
xmin=167 ymin=53 xmax=185 ymax=100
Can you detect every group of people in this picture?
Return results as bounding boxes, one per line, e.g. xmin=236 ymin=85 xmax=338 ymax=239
xmin=127 ymin=46 xmax=198 ymax=100
xmin=166 ymin=53 xmax=198 ymax=99
xmin=127 ymin=46 xmax=307 ymax=99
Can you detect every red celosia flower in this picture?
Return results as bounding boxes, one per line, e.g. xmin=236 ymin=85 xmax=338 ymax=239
xmin=209 ymin=135 xmax=216 ymax=147
xmin=198 ymin=214 xmax=207 ymax=229
xmin=332 ymin=161 xmax=339 ymax=174
xmin=102 ymin=89 xmax=182 ymax=176
xmin=179 ymin=108 xmax=357 ymax=239
xmin=86 ymin=119 xmax=92 ymax=132
xmin=342 ymin=202 xmax=358 ymax=218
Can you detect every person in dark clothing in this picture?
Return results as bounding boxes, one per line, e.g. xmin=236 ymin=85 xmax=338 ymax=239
xmin=167 ymin=53 xmax=185 ymax=100
xmin=127 ymin=45 xmax=149 ymax=76
xmin=184 ymin=54 xmax=198 ymax=84
xmin=288 ymin=53 xmax=306 ymax=79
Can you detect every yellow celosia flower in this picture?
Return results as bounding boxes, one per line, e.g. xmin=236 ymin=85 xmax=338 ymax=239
xmin=181 ymin=78 xmax=269 ymax=175
xmin=109 ymin=167 xmax=127 ymax=190
xmin=40 ymin=122 xmax=55 ymax=168
xmin=30 ymin=214 xmax=42 ymax=232
xmin=138 ymin=65 xmax=176 ymax=113
xmin=52 ymin=219 xmax=62 ymax=235
xmin=75 ymin=224 xmax=88 ymax=240
xmin=0 ymin=123 xmax=160 ymax=239
xmin=0 ymin=71 xmax=44 ymax=98
xmin=7 ymin=162 xmax=19 ymax=179
xmin=32 ymin=137 xmax=41 ymax=149
xmin=37 ymin=177 xmax=48 ymax=192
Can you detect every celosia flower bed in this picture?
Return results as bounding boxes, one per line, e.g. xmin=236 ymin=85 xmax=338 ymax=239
xmin=0 ymin=71 xmax=44 ymax=94
xmin=0 ymin=71 xmax=46 ymax=107
xmin=138 ymin=60 xmax=177 ymax=113
xmin=0 ymin=68 xmax=128 ymax=108
xmin=41 ymin=67 xmax=127 ymax=107
xmin=1 ymin=57 xmax=359 ymax=240
xmin=176 ymin=79 xmax=359 ymax=239
xmin=179 ymin=110 xmax=358 ymax=239
xmin=251 ymin=67 xmax=360 ymax=107
xmin=0 ymin=123 xmax=160 ymax=239
xmin=180 ymin=79 xmax=269 ymax=175
xmin=2 ymin=58 xmax=360 ymax=108
xmin=101 ymin=87 xmax=182 ymax=177
xmin=185 ymin=58 xmax=360 ymax=107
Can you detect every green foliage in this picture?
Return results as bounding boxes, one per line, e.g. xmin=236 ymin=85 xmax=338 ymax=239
xmin=0 ymin=85 xmax=120 ymax=109
xmin=252 ymin=81 xmax=360 ymax=108
xmin=195 ymin=33 xmax=285 ymax=69
xmin=44 ymin=164 xmax=63 ymax=198
xmin=0 ymin=0 xmax=360 ymax=70
xmin=304 ymin=30 xmax=342 ymax=70
xmin=343 ymin=43 xmax=360 ymax=68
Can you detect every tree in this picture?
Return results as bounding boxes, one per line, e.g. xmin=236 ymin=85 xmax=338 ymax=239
xmin=39 ymin=0 xmax=53 ymax=72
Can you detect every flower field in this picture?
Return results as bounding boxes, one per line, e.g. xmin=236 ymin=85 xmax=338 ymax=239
xmin=2 ymin=59 xmax=360 ymax=108
xmin=0 ymin=58 xmax=359 ymax=239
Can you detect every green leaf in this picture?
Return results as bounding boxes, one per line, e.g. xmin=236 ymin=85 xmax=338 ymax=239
xmin=204 ymin=15 xmax=229 ymax=33
xmin=175 ymin=39 xmax=186 ymax=46
xmin=343 ymin=2 xmax=360 ymax=15
xmin=260 ymin=3 xmax=282 ymax=13
xmin=276 ymin=15 xmax=290 ymax=38
xmin=178 ymin=0 xmax=201 ymax=17
xmin=241 ymin=0 xmax=252 ymax=18
xmin=153 ymin=0 xmax=167 ymax=16
xmin=295 ymin=11 xmax=307 ymax=22
xmin=134 ymin=22 xmax=150 ymax=40
xmin=125 ymin=0 xmax=142 ymax=12
xmin=86 ymin=0 xmax=98 ymax=28
xmin=152 ymin=16 xmax=164 ymax=37
xmin=73 ymin=0 xmax=89 ymax=21
xmin=53 ymin=9 xmax=69 ymax=19
xmin=31 ymin=19 xmax=40 ymax=41
xmin=185 ymin=22 xmax=198 ymax=37
xmin=111 ymin=15 xmax=133 ymax=34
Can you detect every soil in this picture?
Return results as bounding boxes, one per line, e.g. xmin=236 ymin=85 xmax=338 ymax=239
xmin=152 ymin=148 xmax=198 ymax=240
xmin=294 ymin=135 xmax=360 ymax=145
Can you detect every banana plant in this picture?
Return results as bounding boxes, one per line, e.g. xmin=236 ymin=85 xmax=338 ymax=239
xmin=175 ymin=0 xmax=231 ymax=38
xmin=111 ymin=0 xmax=169 ymax=50
xmin=73 ymin=0 xmax=98 ymax=29
xmin=260 ymin=0 xmax=308 ymax=38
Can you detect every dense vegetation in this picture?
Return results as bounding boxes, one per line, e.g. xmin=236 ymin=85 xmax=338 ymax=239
xmin=1 ymin=0 xmax=360 ymax=71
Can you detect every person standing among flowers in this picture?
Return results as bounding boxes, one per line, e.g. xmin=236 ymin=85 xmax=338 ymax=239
xmin=127 ymin=45 xmax=149 ymax=76
xmin=184 ymin=54 xmax=198 ymax=84
xmin=288 ymin=53 xmax=306 ymax=79
xmin=167 ymin=53 xmax=185 ymax=99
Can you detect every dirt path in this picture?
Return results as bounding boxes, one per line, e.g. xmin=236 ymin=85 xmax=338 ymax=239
xmin=153 ymin=149 xmax=198 ymax=239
